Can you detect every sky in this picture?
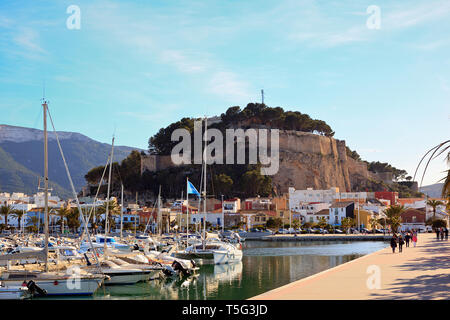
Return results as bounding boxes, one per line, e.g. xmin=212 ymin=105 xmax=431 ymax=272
xmin=0 ymin=0 xmax=449 ymax=186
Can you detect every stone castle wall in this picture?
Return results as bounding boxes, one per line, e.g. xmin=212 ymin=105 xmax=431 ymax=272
xmin=141 ymin=130 xmax=376 ymax=193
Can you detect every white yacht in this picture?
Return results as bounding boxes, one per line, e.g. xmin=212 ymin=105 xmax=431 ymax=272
xmin=176 ymin=237 xmax=243 ymax=265
xmin=80 ymin=235 xmax=134 ymax=253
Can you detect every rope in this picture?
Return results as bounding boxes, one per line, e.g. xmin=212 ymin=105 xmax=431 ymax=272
xmin=46 ymin=107 xmax=103 ymax=275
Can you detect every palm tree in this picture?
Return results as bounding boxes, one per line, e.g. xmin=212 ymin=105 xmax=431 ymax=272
xmin=426 ymin=199 xmax=444 ymax=221
xmin=369 ymin=217 xmax=379 ymax=233
xmin=341 ymin=217 xmax=355 ymax=234
xmin=317 ymin=217 xmax=328 ymax=230
xmin=97 ymin=200 xmax=120 ymax=233
xmin=10 ymin=209 xmax=25 ymax=233
xmin=440 ymin=151 xmax=450 ymax=198
xmin=413 ymin=140 xmax=449 ymax=200
xmin=66 ymin=208 xmax=82 ymax=233
xmin=383 ymin=205 xmax=405 ymax=234
xmin=0 ymin=203 xmax=13 ymax=230
xmin=28 ymin=216 xmax=40 ymax=233
xmin=389 ymin=215 xmax=402 ymax=233
xmin=55 ymin=207 xmax=70 ymax=234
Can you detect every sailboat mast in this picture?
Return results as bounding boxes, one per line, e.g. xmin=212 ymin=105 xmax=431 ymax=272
xmin=104 ymin=136 xmax=115 ymax=255
xmin=186 ymin=177 xmax=189 ymax=239
xmin=157 ymin=185 xmax=161 ymax=236
xmin=203 ymin=116 xmax=207 ymax=249
xmin=43 ymin=99 xmax=49 ymax=272
xmin=120 ymin=183 xmax=124 ymax=240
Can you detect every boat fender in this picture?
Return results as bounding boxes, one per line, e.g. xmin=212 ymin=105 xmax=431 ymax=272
xmin=27 ymin=280 xmax=47 ymax=296
xmin=83 ymin=253 xmax=92 ymax=266
xmin=172 ymin=261 xmax=189 ymax=277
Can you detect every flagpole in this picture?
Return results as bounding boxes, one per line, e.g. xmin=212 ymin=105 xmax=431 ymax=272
xmin=186 ymin=177 xmax=189 ymax=241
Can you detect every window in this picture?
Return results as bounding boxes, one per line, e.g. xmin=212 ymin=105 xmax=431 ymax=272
xmin=412 ymin=216 xmax=416 ymax=223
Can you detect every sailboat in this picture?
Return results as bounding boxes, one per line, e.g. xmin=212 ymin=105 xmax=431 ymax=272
xmin=173 ymin=117 xmax=243 ymax=265
xmin=80 ymin=136 xmax=161 ymax=285
xmin=0 ymin=98 xmax=105 ymax=296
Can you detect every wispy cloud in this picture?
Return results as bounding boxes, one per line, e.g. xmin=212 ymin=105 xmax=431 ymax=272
xmin=208 ymin=71 xmax=253 ymax=102
xmin=287 ymin=1 xmax=450 ymax=47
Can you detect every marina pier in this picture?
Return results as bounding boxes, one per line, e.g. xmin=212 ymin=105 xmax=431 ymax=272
xmin=250 ymin=233 xmax=449 ymax=300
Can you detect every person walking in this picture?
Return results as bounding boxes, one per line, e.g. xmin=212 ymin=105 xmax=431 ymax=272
xmin=440 ymin=227 xmax=445 ymax=240
xmin=436 ymin=228 xmax=440 ymax=240
xmin=398 ymin=234 xmax=405 ymax=253
xmin=445 ymin=227 xmax=449 ymax=240
xmin=405 ymin=232 xmax=411 ymax=248
xmin=412 ymin=232 xmax=417 ymax=247
xmin=390 ymin=234 xmax=398 ymax=253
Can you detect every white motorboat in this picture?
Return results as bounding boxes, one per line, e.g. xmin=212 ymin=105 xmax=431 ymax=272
xmin=86 ymin=260 xmax=153 ymax=285
xmin=174 ymin=235 xmax=243 ymax=265
xmin=0 ymin=270 xmax=105 ymax=296
xmin=80 ymin=235 xmax=134 ymax=253
xmin=108 ymin=257 xmax=162 ymax=280
xmin=0 ymin=282 xmax=31 ymax=300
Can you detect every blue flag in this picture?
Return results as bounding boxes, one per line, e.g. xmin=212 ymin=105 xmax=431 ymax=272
xmin=187 ymin=180 xmax=200 ymax=196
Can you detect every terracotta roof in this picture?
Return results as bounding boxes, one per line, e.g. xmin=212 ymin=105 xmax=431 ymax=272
xmin=330 ymin=201 xmax=354 ymax=208
xmin=314 ymin=209 xmax=330 ymax=215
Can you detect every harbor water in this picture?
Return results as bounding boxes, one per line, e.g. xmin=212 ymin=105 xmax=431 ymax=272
xmin=43 ymin=240 xmax=389 ymax=300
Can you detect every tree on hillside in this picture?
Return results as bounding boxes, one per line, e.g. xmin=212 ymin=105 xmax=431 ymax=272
xmin=213 ymin=173 xmax=233 ymax=197
xmin=240 ymin=167 xmax=272 ymax=198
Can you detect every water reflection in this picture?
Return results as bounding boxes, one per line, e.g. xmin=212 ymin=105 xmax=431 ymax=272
xmin=90 ymin=241 xmax=388 ymax=300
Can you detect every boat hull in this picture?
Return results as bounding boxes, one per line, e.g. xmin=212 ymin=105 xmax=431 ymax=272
xmin=103 ymin=270 xmax=155 ymax=285
xmin=0 ymin=287 xmax=31 ymax=300
xmin=0 ymin=278 xmax=103 ymax=296
xmin=213 ymin=250 xmax=243 ymax=265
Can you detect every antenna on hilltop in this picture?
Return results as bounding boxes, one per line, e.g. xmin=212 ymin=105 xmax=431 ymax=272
xmin=261 ymin=89 xmax=264 ymax=104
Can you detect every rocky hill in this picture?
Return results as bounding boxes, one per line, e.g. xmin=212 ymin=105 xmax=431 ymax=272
xmin=272 ymin=130 xmax=376 ymax=193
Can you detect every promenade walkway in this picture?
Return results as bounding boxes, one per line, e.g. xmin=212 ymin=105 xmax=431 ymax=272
xmin=250 ymin=233 xmax=449 ymax=300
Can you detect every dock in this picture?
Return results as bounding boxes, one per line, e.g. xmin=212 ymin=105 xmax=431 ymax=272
xmin=249 ymin=233 xmax=450 ymax=300
xmin=243 ymin=233 xmax=392 ymax=241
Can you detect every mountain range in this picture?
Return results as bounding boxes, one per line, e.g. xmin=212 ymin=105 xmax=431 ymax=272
xmin=419 ymin=183 xmax=445 ymax=198
xmin=0 ymin=124 xmax=141 ymax=199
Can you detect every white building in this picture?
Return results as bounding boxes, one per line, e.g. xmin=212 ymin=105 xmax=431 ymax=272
xmin=190 ymin=212 xmax=225 ymax=227
xmin=223 ymin=198 xmax=241 ymax=213
xmin=328 ymin=201 xmax=355 ymax=226
xmin=289 ymin=187 xmax=367 ymax=210
xmin=33 ymin=192 xmax=64 ymax=208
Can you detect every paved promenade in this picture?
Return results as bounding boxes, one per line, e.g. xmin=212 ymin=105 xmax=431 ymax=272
xmin=250 ymin=233 xmax=449 ymax=300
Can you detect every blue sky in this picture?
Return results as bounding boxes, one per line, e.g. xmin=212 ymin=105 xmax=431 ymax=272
xmin=0 ymin=0 xmax=449 ymax=186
